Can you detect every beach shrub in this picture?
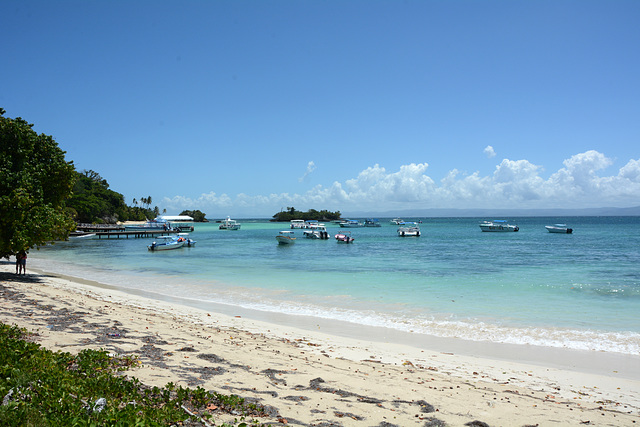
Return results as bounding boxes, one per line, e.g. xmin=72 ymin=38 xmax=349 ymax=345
xmin=0 ymin=323 xmax=265 ymax=426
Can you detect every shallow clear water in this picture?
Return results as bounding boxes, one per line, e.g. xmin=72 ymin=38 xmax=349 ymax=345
xmin=30 ymin=216 xmax=640 ymax=355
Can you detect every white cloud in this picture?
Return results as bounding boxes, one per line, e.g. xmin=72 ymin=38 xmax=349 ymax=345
xmin=162 ymin=151 xmax=640 ymax=216
xmin=484 ymin=145 xmax=496 ymax=158
xmin=619 ymin=158 xmax=640 ymax=181
xmin=298 ymin=161 xmax=317 ymax=182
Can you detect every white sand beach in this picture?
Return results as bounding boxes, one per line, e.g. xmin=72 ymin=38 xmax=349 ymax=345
xmin=1 ymin=262 xmax=638 ymax=426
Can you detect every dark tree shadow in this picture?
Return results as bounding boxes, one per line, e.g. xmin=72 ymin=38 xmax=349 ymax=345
xmin=0 ymin=271 xmax=46 ymax=284
xmin=0 ymin=260 xmax=47 ymax=284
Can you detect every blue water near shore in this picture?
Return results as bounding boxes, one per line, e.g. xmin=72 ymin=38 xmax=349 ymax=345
xmin=29 ymin=216 xmax=640 ymax=355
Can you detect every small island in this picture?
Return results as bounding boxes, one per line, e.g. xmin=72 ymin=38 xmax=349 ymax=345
xmin=179 ymin=210 xmax=208 ymax=222
xmin=271 ymin=207 xmax=341 ymax=222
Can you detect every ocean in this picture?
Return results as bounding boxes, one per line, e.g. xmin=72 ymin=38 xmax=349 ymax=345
xmin=28 ymin=216 xmax=640 ymax=356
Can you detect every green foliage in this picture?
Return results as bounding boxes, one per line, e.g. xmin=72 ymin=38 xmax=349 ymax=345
xmin=0 ymin=108 xmax=77 ymax=258
xmin=66 ymin=170 xmax=129 ymax=223
xmin=0 ymin=323 xmax=265 ymax=426
xmin=180 ymin=210 xmax=207 ymax=222
xmin=66 ymin=172 xmax=162 ymax=224
xmin=272 ymin=207 xmax=341 ymax=222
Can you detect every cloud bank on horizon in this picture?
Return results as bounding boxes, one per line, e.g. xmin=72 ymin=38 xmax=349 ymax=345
xmin=162 ymin=150 xmax=640 ymax=217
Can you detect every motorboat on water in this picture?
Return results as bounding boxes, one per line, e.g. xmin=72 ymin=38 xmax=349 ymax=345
xmin=545 ymin=224 xmax=573 ymax=234
xmin=335 ymin=231 xmax=355 ymax=243
xmin=160 ymin=215 xmax=195 ymax=232
xmin=390 ymin=218 xmax=404 ymax=225
xmin=276 ymin=230 xmax=296 ymax=244
xmin=219 ymin=216 xmax=241 ymax=230
xmin=147 ymin=235 xmax=185 ymax=251
xmin=397 ymin=223 xmax=420 ymax=237
xmin=479 ymin=220 xmax=519 ymax=232
xmin=303 ymin=224 xmax=330 ymax=239
xmin=303 ymin=229 xmax=330 ymax=239
xmin=177 ymin=233 xmax=197 ymax=247
xmin=290 ymin=219 xmax=305 ymax=229
xmin=339 ymin=219 xmax=362 ymax=228
xmin=364 ymin=218 xmax=381 ymax=227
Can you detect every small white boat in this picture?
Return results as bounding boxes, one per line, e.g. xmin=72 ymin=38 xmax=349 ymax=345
xmin=390 ymin=218 xmax=404 ymax=225
xmin=219 ymin=216 xmax=241 ymax=230
xmin=335 ymin=231 xmax=355 ymax=243
xmin=290 ymin=219 xmax=305 ymax=229
xmin=148 ymin=235 xmax=185 ymax=251
xmin=303 ymin=224 xmax=330 ymax=239
xmin=71 ymin=233 xmax=96 ymax=238
xmin=339 ymin=219 xmax=362 ymax=228
xmin=364 ymin=218 xmax=381 ymax=227
xmin=545 ymin=224 xmax=573 ymax=234
xmin=398 ymin=224 xmax=420 ymax=237
xmin=479 ymin=220 xmax=519 ymax=232
xmin=276 ymin=230 xmax=296 ymax=245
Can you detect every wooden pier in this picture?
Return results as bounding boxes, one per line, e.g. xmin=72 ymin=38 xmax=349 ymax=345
xmin=72 ymin=224 xmax=180 ymax=239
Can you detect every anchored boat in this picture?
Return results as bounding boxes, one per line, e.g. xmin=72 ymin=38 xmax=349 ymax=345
xmin=276 ymin=230 xmax=296 ymax=245
xmin=335 ymin=231 xmax=355 ymax=243
xmin=147 ymin=235 xmax=185 ymax=251
xmin=479 ymin=220 xmax=519 ymax=232
xmin=219 ymin=216 xmax=241 ymax=230
xmin=398 ymin=223 xmax=420 ymax=237
xmin=303 ymin=224 xmax=330 ymax=239
xmin=545 ymin=224 xmax=573 ymax=234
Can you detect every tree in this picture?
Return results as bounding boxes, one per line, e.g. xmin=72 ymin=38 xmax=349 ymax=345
xmin=0 ymin=108 xmax=77 ymax=258
xmin=66 ymin=170 xmax=128 ymax=223
xmin=179 ymin=210 xmax=207 ymax=222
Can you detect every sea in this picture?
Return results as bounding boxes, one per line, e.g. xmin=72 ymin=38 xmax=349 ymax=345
xmin=28 ymin=216 xmax=640 ymax=356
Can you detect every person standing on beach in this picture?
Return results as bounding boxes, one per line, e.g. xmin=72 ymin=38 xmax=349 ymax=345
xmin=15 ymin=252 xmax=22 ymax=274
xmin=17 ymin=250 xmax=27 ymax=274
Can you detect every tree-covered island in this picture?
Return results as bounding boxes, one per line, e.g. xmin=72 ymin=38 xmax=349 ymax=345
xmin=179 ymin=210 xmax=208 ymax=222
xmin=271 ymin=207 xmax=341 ymax=222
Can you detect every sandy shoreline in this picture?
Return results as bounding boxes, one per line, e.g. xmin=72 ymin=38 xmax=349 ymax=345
xmin=1 ymin=262 xmax=638 ymax=425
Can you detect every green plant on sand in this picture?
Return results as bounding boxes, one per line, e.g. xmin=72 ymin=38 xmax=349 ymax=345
xmin=0 ymin=323 xmax=265 ymax=426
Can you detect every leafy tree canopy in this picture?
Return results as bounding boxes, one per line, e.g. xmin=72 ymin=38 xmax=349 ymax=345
xmin=180 ymin=210 xmax=207 ymax=222
xmin=67 ymin=173 xmax=161 ymax=224
xmin=271 ymin=207 xmax=341 ymax=222
xmin=0 ymin=108 xmax=76 ymax=258
xmin=129 ymin=195 xmax=160 ymax=222
xmin=66 ymin=170 xmax=128 ymax=223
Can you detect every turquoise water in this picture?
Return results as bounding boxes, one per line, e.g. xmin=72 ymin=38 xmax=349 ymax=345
xmin=29 ymin=217 xmax=640 ymax=355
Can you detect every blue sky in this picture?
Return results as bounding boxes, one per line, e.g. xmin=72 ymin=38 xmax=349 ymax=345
xmin=3 ymin=1 xmax=639 ymax=217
